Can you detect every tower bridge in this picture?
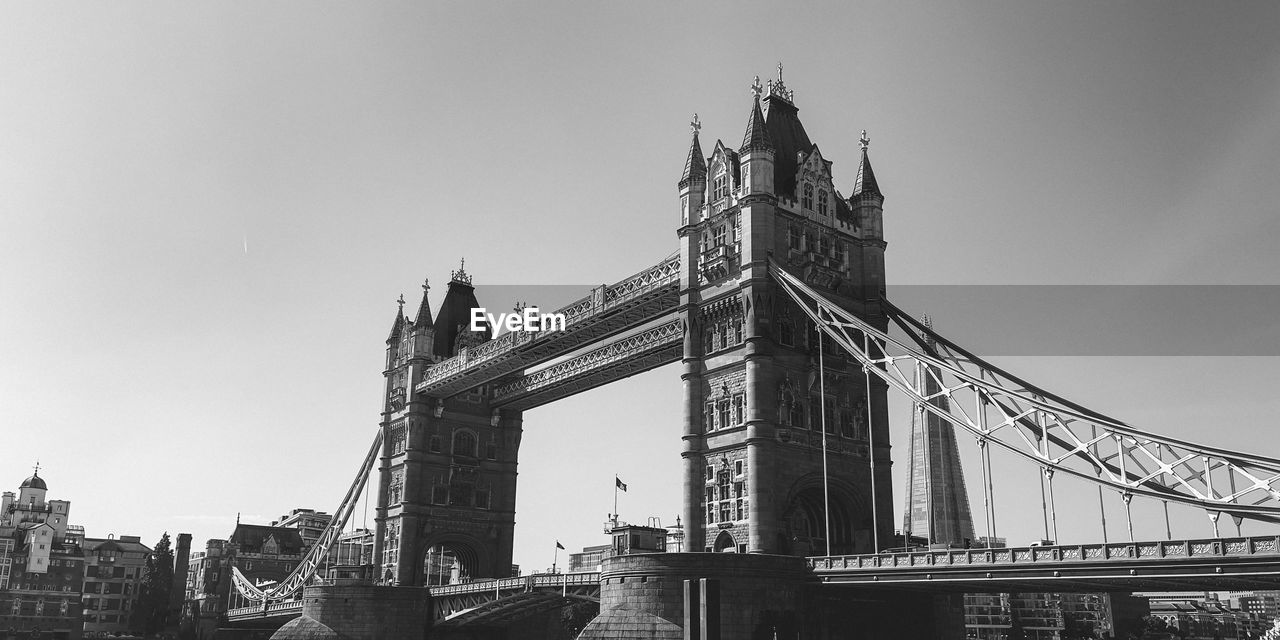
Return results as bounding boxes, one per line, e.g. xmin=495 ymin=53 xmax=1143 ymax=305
xmin=221 ymin=70 xmax=1280 ymax=639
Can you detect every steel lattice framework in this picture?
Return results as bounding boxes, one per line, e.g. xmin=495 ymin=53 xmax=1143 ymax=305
xmin=770 ymin=261 xmax=1280 ymax=525
xmin=230 ymin=431 xmax=382 ymax=607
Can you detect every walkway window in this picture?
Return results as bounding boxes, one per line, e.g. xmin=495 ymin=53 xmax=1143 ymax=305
xmin=452 ymin=431 xmax=476 ymax=458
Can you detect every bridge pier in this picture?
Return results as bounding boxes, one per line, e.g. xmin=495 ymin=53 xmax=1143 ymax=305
xmin=576 ymin=553 xmax=964 ymax=640
xmin=271 ymin=584 xmax=431 ymax=640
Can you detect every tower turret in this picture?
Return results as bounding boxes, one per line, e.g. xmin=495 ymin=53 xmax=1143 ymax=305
xmin=432 ymin=260 xmax=490 ymax=358
xmin=385 ymin=295 xmax=406 ymax=370
xmin=851 ymin=130 xmax=886 ymax=301
xmin=678 ymin=115 xmax=707 ymax=227
xmin=739 ymin=77 xmax=776 ymax=199
xmin=411 ymin=278 xmax=435 ymax=358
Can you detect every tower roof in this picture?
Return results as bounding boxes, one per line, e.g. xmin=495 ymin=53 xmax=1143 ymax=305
xmin=414 ymin=279 xmax=434 ymax=328
xmin=432 ymin=260 xmax=490 ymax=357
xmin=740 ymin=91 xmax=774 ymax=154
xmin=761 ymin=93 xmax=812 ymax=197
xmin=20 ymin=474 xmax=46 ymax=491
xmin=852 ymin=131 xmax=883 ymax=198
xmin=387 ymin=295 xmax=406 ymax=343
xmin=679 ymin=115 xmax=707 ymax=188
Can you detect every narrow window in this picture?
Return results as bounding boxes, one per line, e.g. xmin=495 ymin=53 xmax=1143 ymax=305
xmin=818 ymin=190 xmax=828 ymax=216
xmin=732 ymin=393 xmax=745 ymax=425
xmin=802 ymin=183 xmax=814 ymax=209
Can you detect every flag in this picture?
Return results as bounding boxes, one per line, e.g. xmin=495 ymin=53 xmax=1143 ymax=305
xmin=555 ymin=540 xmax=565 ymax=550
xmin=615 ymin=477 xmax=628 ymax=492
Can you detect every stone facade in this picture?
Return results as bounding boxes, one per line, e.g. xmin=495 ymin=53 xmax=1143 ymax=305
xmin=272 ymin=585 xmax=429 ymax=640
xmin=677 ymin=72 xmax=892 ymax=556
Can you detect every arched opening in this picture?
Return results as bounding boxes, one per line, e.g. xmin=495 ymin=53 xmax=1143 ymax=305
xmin=452 ymin=429 xmax=477 ymax=458
xmin=712 ymin=530 xmax=737 ymax=553
xmin=779 ymin=481 xmax=869 ymax=557
xmin=422 ymin=541 xmax=480 ymax=586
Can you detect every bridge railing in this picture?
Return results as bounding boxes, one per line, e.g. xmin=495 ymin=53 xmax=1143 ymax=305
xmin=808 ymin=536 xmax=1280 ymax=572
xmin=428 ymin=572 xmax=602 ymax=597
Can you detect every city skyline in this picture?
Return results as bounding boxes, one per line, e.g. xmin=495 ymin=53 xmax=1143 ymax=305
xmin=3 ymin=2 xmax=1280 ymax=572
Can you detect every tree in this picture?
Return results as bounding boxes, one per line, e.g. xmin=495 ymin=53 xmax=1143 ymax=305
xmin=137 ymin=533 xmax=175 ymax=637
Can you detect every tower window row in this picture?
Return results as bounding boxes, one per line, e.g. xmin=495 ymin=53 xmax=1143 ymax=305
xmin=703 ymin=317 xmax=744 ymax=354
xmin=704 ymin=393 xmax=745 ymax=431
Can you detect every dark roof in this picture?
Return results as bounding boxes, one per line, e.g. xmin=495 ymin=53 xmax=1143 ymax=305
xmin=852 ymin=147 xmax=882 ymax=198
xmin=20 ymin=474 xmax=46 ymax=491
xmin=229 ymin=524 xmax=305 ymax=555
xmin=84 ymin=537 xmax=152 ymax=554
xmin=762 ymin=94 xmax=813 ymax=197
xmin=432 ymin=279 xmax=490 ymax=358
xmin=678 ymin=132 xmax=707 ymax=188
xmin=413 ymin=284 xmax=434 ymax=328
xmin=739 ymin=97 xmax=773 ymax=154
xmin=386 ymin=305 xmax=405 ymax=343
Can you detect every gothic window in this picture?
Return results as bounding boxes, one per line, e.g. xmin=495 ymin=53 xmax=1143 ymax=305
xmin=734 ymin=481 xmax=744 ymax=498
xmin=834 ymin=240 xmax=845 ymax=264
xmin=703 ymin=327 xmax=714 ymax=354
xmin=452 ymin=430 xmax=477 ymax=458
xmin=818 ymin=190 xmax=829 ymax=216
xmin=802 ymin=183 xmax=814 ymax=209
xmin=820 ymin=234 xmax=830 ymax=256
xmin=735 ymin=499 xmax=745 ymax=521
xmin=432 ymin=484 xmax=448 ymax=505
xmin=706 ymin=505 xmax=715 ymax=524
xmin=804 ymin=231 xmax=815 ymax=251
xmin=717 ymin=400 xmax=730 ymax=431
xmin=740 ymin=165 xmax=749 ymax=191
xmin=713 ymin=169 xmax=729 ymax=201
xmin=429 ymin=435 xmax=441 ymax=453
xmin=705 ymin=402 xmax=716 ymax=430
xmin=732 ymin=393 xmax=745 ymax=425
xmin=706 ymin=466 xmax=714 ymax=481
xmin=790 ymin=401 xmax=805 ymax=429
xmin=485 ymin=442 xmax=497 ymax=460
xmin=734 ymin=460 xmax=744 ymax=476
xmin=391 ymin=427 xmax=406 ymax=455
xmin=713 ymin=324 xmax=724 ymax=351
xmin=475 ymin=491 xmax=490 ymax=509
xmin=713 ymin=225 xmax=726 ymax=247
xmin=778 ymin=320 xmax=794 ymax=346
xmin=733 ymin=318 xmax=743 ymax=344
xmin=840 ymin=409 xmax=855 ymax=439
xmin=449 ymin=482 xmax=473 ymax=507
xmin=719 ymin=503 xmax=731 ymax=523
xmin=705 ymin=487 xmax=713 ymax=504
xmin=718 ymin=470 xmax=731 ymax=501
xmin=788 ymin=225 xmax=800 ymax=250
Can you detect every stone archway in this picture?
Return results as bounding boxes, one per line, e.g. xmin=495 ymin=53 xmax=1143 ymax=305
xmin=778 ymin=476 xmax=870 ymax=556
xmin=420 ymin=536 xmax=484 ymax=586
xmin=712 ymin=529 xmax=738 ymax=552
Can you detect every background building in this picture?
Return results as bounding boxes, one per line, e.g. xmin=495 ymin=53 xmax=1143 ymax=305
xmin=270 ymin=509 xmax=332 ymax=550
xmin=0 ymin=471 xmax=86 ymax=639
xmin=80 ymin=535 xmax=151 ymax=637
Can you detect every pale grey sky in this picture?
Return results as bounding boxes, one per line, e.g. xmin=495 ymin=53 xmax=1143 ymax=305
xmin=2 ymin=2 xmax=1279 ymax=571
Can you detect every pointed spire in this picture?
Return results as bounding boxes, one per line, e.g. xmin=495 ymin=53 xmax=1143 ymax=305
xmin=740 ymin=85 xmax=774 ymax=154
xmin=387 ymin=294 xmax=406 ymax=342
xmin=414 ymin=278 xmax=434 ymax=327
xmin=679 ymin=114 xmax=707 ymax=188
xmin=852 ymin=130 xmax=882 ymax=198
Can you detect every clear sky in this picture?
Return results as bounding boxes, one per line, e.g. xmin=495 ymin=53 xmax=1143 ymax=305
xmin=2 ymin=2 xmax=1279 ymax=573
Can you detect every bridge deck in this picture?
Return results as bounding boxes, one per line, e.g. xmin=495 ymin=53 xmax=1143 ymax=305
xmin=810 ymin=535 xmax=1280 ymax=592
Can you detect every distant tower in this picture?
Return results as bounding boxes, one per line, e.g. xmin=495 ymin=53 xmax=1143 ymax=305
xmin=903 ymin=315 xmax=976 ymax=547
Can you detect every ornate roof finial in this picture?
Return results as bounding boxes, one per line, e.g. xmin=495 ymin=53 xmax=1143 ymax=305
xmin=397 ymin=294 xmax=406 ymax=313
xmin=422 ymin=278 xmax=430 ymax=294
xmin=766 ymin=63 xmax=794 ymax=103
xmin=750 ymin=76 xmax=764 ymax=99
xmin=32 ymin=460 xmax=40 ymax=477
xmin=860 ymin=129 xmax=870 ymax=150
xmin=450 ymin=257 xmax=473 ymax=285
xmin=690 ymin=113 xmax=701 ymax=135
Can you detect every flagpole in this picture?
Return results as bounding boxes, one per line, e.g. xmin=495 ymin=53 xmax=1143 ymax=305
xmin=552 ymin=542 xmax=559 ymax=574
xmin=613 ymin=475 xmax=619 ymax=528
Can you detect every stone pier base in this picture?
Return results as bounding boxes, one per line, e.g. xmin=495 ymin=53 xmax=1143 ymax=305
xmin=271 ymin=584 xmax=431 ymax=640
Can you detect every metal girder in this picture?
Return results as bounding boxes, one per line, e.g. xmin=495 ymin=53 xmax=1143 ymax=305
xmin=810 ymin=535 xmax=1280 ymax=593
xmin=489 ymin=317 xmax=683 ymax=410
xmin=416 ymin=256 xmax=680 ymax=397
xmin=230 ymin=432 xmax=382 ymax=607
xmin=770 ymin=261 xmax=1280 ymax=522
xmin=430 ymin=573 xmax=601 ymax=626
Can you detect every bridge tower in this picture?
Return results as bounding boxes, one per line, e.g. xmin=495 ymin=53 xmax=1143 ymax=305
xmin=678 ymin=70 xmax=894 ymax=555
xmin=373 ymin=264 xmax=521 ymax=586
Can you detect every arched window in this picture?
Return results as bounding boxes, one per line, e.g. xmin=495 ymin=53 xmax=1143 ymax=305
xmin=802 ymin=183 xmax=814 ymax=209
xmin=452 ymin=430 xmax=476 ymax=458
xmin=778 ymin=320 xmax=794 ymax=346
xmin=818 ymin=190 xmax=828 ymax=216
xmin=789 ymin=401 xmax=805 ymax=429
xmin=713 ymin=168 xmax=729 ymax=201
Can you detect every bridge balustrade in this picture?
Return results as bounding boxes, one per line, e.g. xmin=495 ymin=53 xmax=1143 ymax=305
xmin=807 ymin=535 xmax=1280 ymax=573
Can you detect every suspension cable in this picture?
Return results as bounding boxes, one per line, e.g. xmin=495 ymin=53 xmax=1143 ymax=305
xmin=818 ymin=327 xmax=832 ymax=557
xmin=864 ymin=345 xmax=880 ymax=552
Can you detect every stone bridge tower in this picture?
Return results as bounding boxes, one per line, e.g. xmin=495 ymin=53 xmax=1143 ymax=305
xmin=677 ymin=71 xmax=894 ymax=555
xmin=373 ymin=264 xmax=521 ymax=585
